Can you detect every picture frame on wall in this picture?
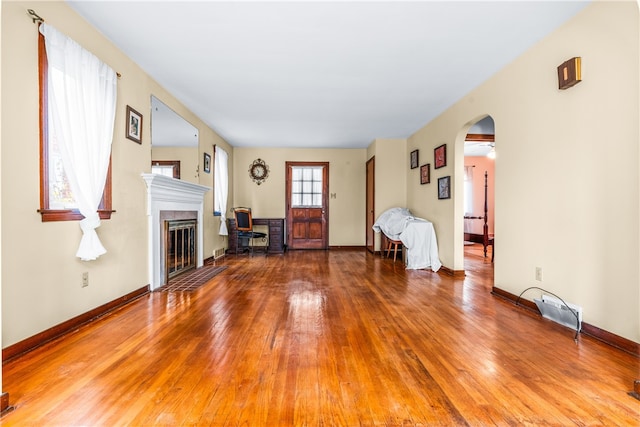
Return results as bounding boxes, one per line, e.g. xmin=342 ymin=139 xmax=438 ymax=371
xmin=126 ymin=105 xmax=142 ymax=144
xmin=438 ymin=176 xmax=451 ymax=199
xmin=434 ymin=143 xmax=447 ymax=169
xmin=410 ymin=149 xmax=419 ymax=169
xmin=203 ymin=152 xmax=211 ymax=173
xmin=420 ymin=164 xmax=430 ymax=184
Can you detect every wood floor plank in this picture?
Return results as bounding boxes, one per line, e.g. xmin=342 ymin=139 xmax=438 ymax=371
xmin=1 ymin=246 xmax=638 ymax=426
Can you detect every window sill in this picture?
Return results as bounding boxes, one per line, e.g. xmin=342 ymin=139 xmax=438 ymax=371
xmin=38 ymin=209 xmax=116 ymax=222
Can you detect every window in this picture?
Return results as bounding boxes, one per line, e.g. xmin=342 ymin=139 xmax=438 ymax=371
xmin=291 ymin=166 xmax=323 ymax=207
xmin=38 ymin=27 xmax=114 ymax=222
xmin=464 ymin=166 xmax=474 ymax=216
xmin=214 ymin=146 xmax=229 ymax=232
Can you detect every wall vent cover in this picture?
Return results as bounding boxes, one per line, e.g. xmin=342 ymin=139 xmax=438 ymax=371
xmin=213 ymin=248 xmax=226 ymax=260
xmin=534 ymin=295 xmax=582 ymax=331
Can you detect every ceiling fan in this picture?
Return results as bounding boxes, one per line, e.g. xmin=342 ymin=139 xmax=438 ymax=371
xmin=464 ymin=140 xmax=495 ymax=158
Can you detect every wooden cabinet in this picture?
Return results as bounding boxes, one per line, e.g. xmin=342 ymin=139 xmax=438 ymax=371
xmin=227 ymin=218 xmax=285 ymax=254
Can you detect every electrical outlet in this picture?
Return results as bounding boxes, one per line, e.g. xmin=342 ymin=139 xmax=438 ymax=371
xmin=82 ymin=272 xmax=89 ymax=287
xmin=535 ymin=267 xmax=543 ymax=282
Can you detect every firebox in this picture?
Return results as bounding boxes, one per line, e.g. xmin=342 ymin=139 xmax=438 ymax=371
xmin=165 ymin=219 xmax=197 ymax=281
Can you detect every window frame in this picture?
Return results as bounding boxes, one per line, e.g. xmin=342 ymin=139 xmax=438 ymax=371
xmin=38 ymin=30 xmax=114 ymax=222
xmin=151 ymin=160 xmax=181 ymax=179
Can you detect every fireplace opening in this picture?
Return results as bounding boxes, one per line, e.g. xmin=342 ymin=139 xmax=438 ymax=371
xmin=165 ymin=219 xmax=197 ymax=281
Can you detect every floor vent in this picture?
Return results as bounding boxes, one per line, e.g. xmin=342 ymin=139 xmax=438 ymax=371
xmin=534 ymin=294 xmax=582 ymax=331
xmin=213 ymin=247 xmax=226 ymax=260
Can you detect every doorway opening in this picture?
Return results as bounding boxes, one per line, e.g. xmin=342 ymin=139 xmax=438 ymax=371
xmin=462 ymin=115 xmax=495 ymax=280
xmin=366 ymin=156 xmax=375 ymax=253
xmin=285 ymin=162 xmax=329 ymax=250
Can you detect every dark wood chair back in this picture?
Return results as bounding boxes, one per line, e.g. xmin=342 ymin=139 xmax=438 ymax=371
xmin=234 ymin=208 xmax=253 ymax=232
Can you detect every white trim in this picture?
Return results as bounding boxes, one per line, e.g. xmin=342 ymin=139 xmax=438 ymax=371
xmin=142 ymin=174 xmax=210 ymax=290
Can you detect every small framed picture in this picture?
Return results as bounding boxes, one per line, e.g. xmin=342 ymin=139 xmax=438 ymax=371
xmin=203 ymin=153 xmax=211 ymax=173
xmin=126 ymin=105 xmax=142 ymax=144
xmin=420 ymin=164 xmax=430 ymax=185
xmin=410 ymin=149 xmax=419 ymax=169
xmin=438 ymin=176 xmax=451 ymax=199
xmin=434 ymin=144 xmax=447 ymax=169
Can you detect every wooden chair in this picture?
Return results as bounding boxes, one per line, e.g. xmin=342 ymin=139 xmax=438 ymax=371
xmin=233 ymin=207 xmax=268 ymax=255
xmin=383 ymin=234 xmax=403 ymax=262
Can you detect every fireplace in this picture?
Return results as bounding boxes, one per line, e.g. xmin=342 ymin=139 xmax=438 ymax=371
xmin=142 ymin=174 xmax=210 ymax=290
xmin=165 ymin=219 xmax=197 ymax=280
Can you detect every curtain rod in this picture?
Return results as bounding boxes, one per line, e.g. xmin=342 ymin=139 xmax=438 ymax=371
xmin=27 ymin=9 xmax=44 ymax=24
xmin=27 ymin=9 xmax=122 ymax=79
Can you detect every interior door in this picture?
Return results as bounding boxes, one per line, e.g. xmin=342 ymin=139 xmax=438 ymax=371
xmin=286 ymin=162 xmax=329 ymax=249
xmin=366 ymin=157 xmax=375 ymax=253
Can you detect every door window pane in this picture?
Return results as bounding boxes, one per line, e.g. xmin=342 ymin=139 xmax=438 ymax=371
xmin=292 ymin=168 xmax=302 ymax=180
xmin=291 ymin=166 xmax=323 ymax=207
xmin=303 ymin=168 xmax=312 ymax=180
xmin=313 ymin=168 xmax=322 ymax=180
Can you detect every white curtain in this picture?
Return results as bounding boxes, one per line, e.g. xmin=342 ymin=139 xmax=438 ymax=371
xmin=463 ymin=166 xmax=474 ymax=217
xmin=40 ymin=24 xmax=117 ymax=261
xmin=214 ymin=146 xmax=229 ymax=235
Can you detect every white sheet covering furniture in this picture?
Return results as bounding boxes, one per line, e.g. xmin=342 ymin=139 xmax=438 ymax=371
xmin=400 ymin=218 xmax=442 ymax=271
xmin=372 ymin=207 xmax=442 ymax=272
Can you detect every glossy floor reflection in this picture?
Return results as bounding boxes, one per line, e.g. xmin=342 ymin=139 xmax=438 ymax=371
xmin=2 ymin=249 xmax=637 ymax=426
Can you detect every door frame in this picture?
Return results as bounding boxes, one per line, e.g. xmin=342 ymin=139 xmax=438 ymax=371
xmin=285 ymin=161 xmax=330 ymax=249
xmin=366 ymin=156 xmax=375 ymax=253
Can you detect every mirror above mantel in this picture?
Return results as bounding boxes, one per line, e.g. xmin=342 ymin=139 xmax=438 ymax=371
xmin=150 ymin=95 xmax=199 ymax=182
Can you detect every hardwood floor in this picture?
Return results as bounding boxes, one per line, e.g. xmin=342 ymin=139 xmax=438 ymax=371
xmin=2 ymin=247 xmax=638 ymax=426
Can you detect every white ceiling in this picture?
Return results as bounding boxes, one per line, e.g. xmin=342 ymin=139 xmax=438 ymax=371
xmin=66 ymin=1 xmax=589 ymax=149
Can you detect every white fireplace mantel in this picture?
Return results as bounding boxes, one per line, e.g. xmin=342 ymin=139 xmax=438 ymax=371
xmin=142 ymin=174 xmax=210 ymax=290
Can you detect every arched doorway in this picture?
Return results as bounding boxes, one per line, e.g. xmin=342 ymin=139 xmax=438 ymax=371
xmin=460 ymin=115 xmax=495 ymax=280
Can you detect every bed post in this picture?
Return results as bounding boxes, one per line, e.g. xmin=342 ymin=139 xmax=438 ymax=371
xmin=483 ymin=171 xmax=489 ymax=258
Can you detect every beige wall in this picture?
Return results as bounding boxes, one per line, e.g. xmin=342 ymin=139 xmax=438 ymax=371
xmin=0 ymin=0 xmax=3 ymax=394
xmin=233 ymin=148 xmax=366 ymax=246
xmin=408 ymin=1 xmax=639 ymax=342
xmin=638 ymin=0 xmax=640 ymax=349
xmin=1 ymin=0 xmax=637 ymax=352
xmin=1 ymin=1 xmax=232 ymax=347
xmin=367 ymin=138 xmax=407 ymax=251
